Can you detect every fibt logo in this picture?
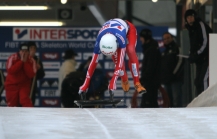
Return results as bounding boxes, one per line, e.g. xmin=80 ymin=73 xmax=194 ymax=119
xmin=13 ymin=27 xmax=99 ymax=41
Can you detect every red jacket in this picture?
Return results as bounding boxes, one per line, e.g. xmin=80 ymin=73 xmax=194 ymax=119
xmin=5 ymin=53 xmax=37 ymax=87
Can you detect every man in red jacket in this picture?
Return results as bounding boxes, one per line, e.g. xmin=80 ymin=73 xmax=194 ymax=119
xmin=5 ymin=43 xmax=37 ymax=107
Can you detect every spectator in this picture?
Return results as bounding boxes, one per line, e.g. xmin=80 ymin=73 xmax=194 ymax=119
xmin=61 ymin=71 xmax=85 ymax=108
xmin=77 ymin=56 xmax=92 ymax=72
xmin=28 ymin=41 xmax=45 ymax=106
xmin=58 ymin=49 xmax=77 ymax=93
xmin=0 ymin=70 xmax=4 ymax=103
xmin=185 ymin=9 xmax=212 ymax=96
xmin=4 ymin=43 xmax=36 ymax=107
xmin=161 ymin=32 xmax=183 ymax=107
xmin=139 ymin=29 xmax=161 ymax=108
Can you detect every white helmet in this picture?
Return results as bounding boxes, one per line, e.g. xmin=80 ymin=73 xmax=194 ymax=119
xmin=99 ymin=34 xmax=117 ymax=56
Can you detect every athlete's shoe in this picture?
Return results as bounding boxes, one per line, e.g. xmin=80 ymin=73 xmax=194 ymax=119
xmin=135 ymin=82 xmax=147 ymax=94
xmin=121 ymin=80 xmax=130 ymax=92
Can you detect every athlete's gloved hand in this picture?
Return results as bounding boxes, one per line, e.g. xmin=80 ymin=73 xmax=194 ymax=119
xmin=78 ymin=83 xmax=89 ymax=95
xmin=78 ymin=89 xmax=87 ymax=95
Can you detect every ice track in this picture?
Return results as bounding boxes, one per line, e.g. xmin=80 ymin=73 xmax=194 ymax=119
xmin=0 ymin=107 xmax=217 ymax=139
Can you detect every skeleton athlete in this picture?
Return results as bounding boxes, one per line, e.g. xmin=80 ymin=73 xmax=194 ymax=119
xmin=79 ymin=18 xmax=146 ymax=96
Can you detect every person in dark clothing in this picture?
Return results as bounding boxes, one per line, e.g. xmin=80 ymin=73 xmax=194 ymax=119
xmin=77 ymin=56 xmax=92 ymax=72
xmin=139 ymin=29 xmax=161 ymax=108
xmin=185 ymin=9 xmax=212 ymax=96
xmin=61 ymin=71 xmax=86 ymax=108
xmin=28 ymin=41 xmax=45 ymax=106
xmin=161 ymin=32 xmax=183 ymax=107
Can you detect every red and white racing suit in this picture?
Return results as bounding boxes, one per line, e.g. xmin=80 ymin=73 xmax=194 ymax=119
xmin=79 ymin=19 xmax=140 ymax=93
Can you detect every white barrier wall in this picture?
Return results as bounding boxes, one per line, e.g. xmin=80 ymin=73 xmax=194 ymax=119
xmin=187 ymin=82 xmax=217 ymax=107
xmin=209 ymin=34 xmax=217 ymax=86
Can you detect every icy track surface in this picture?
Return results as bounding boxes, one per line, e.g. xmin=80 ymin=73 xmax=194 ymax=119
xmin=0 ymin=107 xmax=217 ymax=139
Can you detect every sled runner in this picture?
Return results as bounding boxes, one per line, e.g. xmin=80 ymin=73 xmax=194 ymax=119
xmin=74 ymin=90 xmax=123 ymax=108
